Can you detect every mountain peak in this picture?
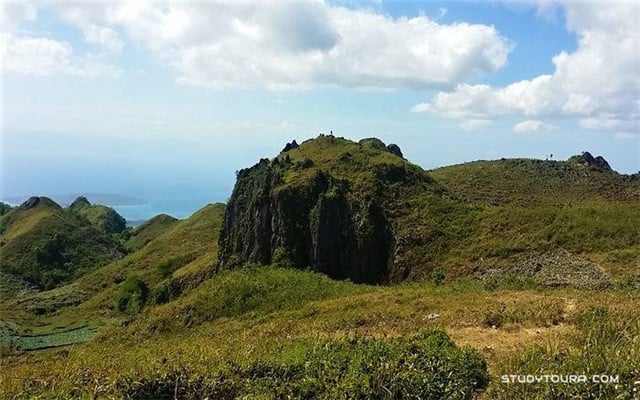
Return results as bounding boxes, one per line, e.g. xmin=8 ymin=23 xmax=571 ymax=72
xmin=218 ymin=135 xmax=459 ymax=283
xmin=19 ymin=196 xmax=61 ymax=210
xmin=69 ymin=196 xmax=92 ymax=209
xmin=568 ymin=151 xmax=612 ymax=171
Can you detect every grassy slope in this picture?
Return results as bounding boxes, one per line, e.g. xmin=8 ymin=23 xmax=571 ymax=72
xmin=429 ymin=158 xmax=640 ymax=279
xmin=2 ymin=148 xmax=640 ymax=398
xmin=0 ymin=198 xmax=124 ymax=290
xmin=429 ymin=158 xmax=640 ymax=207
xmin=0 ymin=203 xmax=225 ymax=334
xmin=2 ymin=267 xmax=638 ymax=398
xmin=125 ymin=214 xmax=179 ymax=251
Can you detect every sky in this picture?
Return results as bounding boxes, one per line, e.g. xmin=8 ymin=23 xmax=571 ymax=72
xmin=1 ymin=1 xmax=639 ymax=219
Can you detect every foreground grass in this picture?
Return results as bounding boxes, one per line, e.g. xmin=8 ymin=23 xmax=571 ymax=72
xmin=2 ymin=267 xmax=639 ymax=399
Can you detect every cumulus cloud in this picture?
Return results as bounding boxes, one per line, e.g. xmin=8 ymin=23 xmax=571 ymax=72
xmin=43 ymin=1 xmax=511 ymax=90
xmin=0 ymin=2 xmax=120 ymax=78
xmin=459 ymin=119 xmax=493 ymax=132
xmin=413 ymin=1 xmax=640 ymax=134
xmin=0 ymin=33 xmax=120 ymax=77
xmin=84 ymin=24 xmax=124 ymax=53
xmin=513 ymin=120 xmax=554 ymax=134
xmin=1 ymin=2 xmax=37 ymax=31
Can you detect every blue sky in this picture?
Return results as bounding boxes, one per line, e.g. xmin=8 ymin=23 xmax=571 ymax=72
xmin=1 ymin=1 xmax=638 ymax=218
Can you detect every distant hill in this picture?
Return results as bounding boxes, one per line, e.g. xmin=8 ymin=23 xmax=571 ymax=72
xmin=0 ymin=197 xmax=125 ymax=290
xmin=429 ymin=151 xmax=640 ymax=207
xmin=68 ymin=196 xmax=127 ymax=234
xmin=126 ymin=214 xmax=179 ymax=251
xmin=2 ymin=193 xmax=147 ymax=207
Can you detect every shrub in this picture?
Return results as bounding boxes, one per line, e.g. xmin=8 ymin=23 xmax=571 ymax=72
xmin=116 ymin=276 xmax=149 ymax=314
xmin=431 ymin=268 xmax=446 ymax=286
xmin=489 ymin=308 xmax=640 ymax=399
xmin=116 ymin=330 xmax=489 ymax=399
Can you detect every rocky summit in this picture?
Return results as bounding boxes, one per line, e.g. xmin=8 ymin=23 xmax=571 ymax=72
xmin=217 ymin=135 xmax=466 ymax=283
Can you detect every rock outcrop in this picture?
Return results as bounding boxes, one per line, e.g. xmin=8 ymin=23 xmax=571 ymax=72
xmin=20 ymin=196 xmax=41 ymax=209
xmin=217 ymin=135 xmax=462 ymax=283
xmin=218 ymin=162 xmax=392 ymax=283
xmin=569 ymin=151 xmax=612 ymax=171
xmin=386 ymin=143 xmax=404 ymax=158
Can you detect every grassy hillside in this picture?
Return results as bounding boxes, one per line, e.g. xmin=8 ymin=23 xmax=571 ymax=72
xmin=0 ymin=197 xmax=124 ymax=290
xmin=68 ymin=196 xmax=127 ymax=234
xmin=2 ymin=141 xmax=639 ymax=399
xmin=2 ymin=266 xmax=638 ymax=399
xmin=429 ymin=156 xmax=640 ymax=207
xmin=126 ymin=214 xmax=179 ymax=251
xmin=423 ymin=156 xmax=640 ymax=280
xmin=0 ymin=203 xmax=226 ymax=332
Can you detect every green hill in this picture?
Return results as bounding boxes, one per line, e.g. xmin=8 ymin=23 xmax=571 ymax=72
xmin=218 ymin=135 xmax=473 ymax=283
xmin=218 ymin=137 xmax=640 ymax=284
xmin=126 ymin=214 xmax=179 ymax=251
xmin=68 ymin=196 xmax=127 ymax=234
xmin=0 ymin=197 xmax=125 ymax=290
xmin=1 ymin=139 xmax=638 ymax=400
xmin=429 ymin=152 xmax=640 ymax=207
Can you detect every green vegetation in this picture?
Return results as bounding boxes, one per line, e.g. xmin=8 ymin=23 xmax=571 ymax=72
xmin=2 ymin=265 xmax=639 ymax=398
xmin=488 ymin=307 xmax=640 ymax=399
xmin=1 ymin=138 xmax=639 ymax=399
xmin=68 ymin=196 xmax=127 ymax=233
xmin=429 ymin=157 xmax=639 ymax=207
xmin=126 ymin=214 xmax=179 ymax=251
xmin=115 ymin=330 xmax=488 ymax=400
xmin=0 ymin=326 xmax=96 ymax=351
xmin=0 ymin=201 xmax=13 ymax=216
xmin=116 ymin=276 xmax=149 ymax=314
xmin=0 ymin=197 xmax=124 ymax=290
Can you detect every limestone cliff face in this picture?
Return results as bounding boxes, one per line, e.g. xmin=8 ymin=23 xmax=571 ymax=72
xmin=217 ymin=135 xmax=469 ymax=283
xmin=218 ymin=136 xmax=431 ymax=283
xmin=217 ymin=160 xmax=392 ymax=283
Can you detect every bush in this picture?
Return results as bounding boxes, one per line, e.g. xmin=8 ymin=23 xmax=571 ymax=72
xmin=116 ymin=330 xmax=489 ymax=399
xmin=489 ymin=308 xmax=640 ymax=399
xmin=431 ymin=268 xmax=446 ymax=286
xmin=116 ymin=276 xmax=149 ymax=314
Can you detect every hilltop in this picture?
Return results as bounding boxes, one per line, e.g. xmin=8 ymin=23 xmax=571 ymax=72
xmin=0 ymin=197 xmax=125 ymax=291
xmin=430 ymin=151 xmax=639 ymax=207
xmin=68 ymin=196 xmax=127 ymax=234
xmin=218 ymin=135 xmax=472 ymax=283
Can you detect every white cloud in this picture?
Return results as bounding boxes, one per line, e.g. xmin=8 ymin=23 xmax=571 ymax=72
xmin=410 ymin=103 xmax=432 ymax=113
xmin=1 ymin=2 xmax=37 ymax=32
xmin=0 ymin=33 xmax=120 ymax=77
xmin=44 ymin=2 xmax=511 ymax=90
xmin=513 ymin=120 xmax=554 ymax=134
xmin=0 ymin=3 xmax=121 ymax=78
xmin=84 ymin=24 xmax=124 ymax=53
xmin=413 ymin=1 xmax=640 ymax=133
xmin=459 ymin=119 xmax=493 ymax=132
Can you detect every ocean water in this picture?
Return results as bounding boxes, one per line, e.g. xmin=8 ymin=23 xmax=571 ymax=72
xmin=113 ymin=189 xmax=229 ymax=222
